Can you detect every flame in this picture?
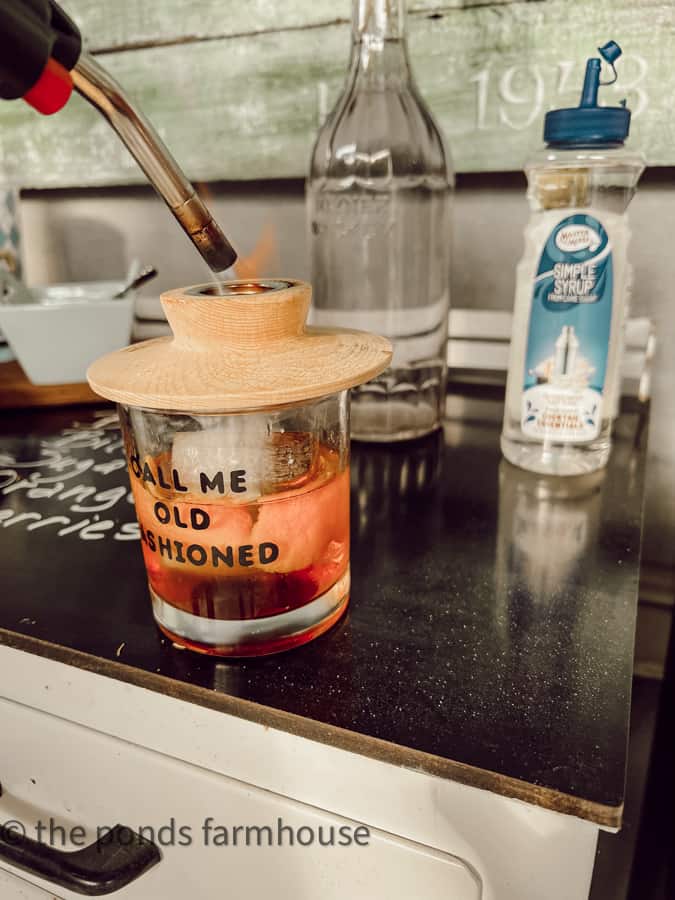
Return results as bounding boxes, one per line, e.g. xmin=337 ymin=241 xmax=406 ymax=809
xmin=233 ymin=224 xmax=277 ymax=280
xmin=195 ymin=182 xmax=278 ymax=279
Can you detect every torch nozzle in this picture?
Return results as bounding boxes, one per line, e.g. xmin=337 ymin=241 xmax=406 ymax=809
xmin=71 ymin=52 xmax=237 ymax=273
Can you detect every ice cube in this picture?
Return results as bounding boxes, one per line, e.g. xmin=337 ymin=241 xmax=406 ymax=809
xmin=171 ymin=417 xmax=269 ymax=500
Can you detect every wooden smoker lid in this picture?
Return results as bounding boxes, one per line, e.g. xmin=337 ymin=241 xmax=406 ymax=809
xmin=87 ymin=279 xmax=392 ymax=412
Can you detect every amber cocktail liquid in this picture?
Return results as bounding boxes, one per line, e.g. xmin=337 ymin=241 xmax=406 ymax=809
xmin=120 ymin=399 xmax=351 ymax=656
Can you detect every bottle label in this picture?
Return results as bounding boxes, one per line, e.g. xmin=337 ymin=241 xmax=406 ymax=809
xmin=521 ymin=213 xmax=613 ymax=443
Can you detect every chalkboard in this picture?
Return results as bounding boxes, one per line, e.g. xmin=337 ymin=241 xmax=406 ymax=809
xmin=0 ymin=411 xmax=134 ymax=540
xmin=0 ymin=409 xmax=150 ymax=657
xmin=0 ymin=401 xmax=646 ymax=824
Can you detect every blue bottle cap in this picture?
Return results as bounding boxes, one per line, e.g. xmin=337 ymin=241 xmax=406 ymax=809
xmin=544 ymin=41 xmax=631 ymax=147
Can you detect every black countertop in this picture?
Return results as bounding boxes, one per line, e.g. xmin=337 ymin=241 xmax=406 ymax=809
xmin=0 ymin=395 xmax=646 ymax=827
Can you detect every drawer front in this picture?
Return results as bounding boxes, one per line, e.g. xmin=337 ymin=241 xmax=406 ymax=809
xmin=0 ymin=867 xmax=62 ymax=899
xmin=0 ymin=698 xmax=481 ymax=899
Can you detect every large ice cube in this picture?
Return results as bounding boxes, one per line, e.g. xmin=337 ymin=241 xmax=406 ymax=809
xmin=171 ymin=417 xmax=269 ymax=500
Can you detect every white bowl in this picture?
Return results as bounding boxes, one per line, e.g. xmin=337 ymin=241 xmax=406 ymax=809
xmin=0 ymin=280 xmax=134 ymax=385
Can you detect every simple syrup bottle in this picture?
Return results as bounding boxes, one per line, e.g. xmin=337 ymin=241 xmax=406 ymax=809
xmin=501 ymin=41 xmax=644 ymax=475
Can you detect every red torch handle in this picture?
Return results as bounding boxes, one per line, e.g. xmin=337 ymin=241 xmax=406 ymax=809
xmin=23 ymin=56 xmax=73 ymax=115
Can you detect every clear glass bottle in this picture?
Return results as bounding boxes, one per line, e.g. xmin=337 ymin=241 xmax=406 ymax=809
xmin=308 ymin=0 xmax=453 ymax=442
xmin=501 ymin=42 xmax=644 ymax=475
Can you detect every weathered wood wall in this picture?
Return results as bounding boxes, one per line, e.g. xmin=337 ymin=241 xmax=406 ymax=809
xmin=0 ymin=0 xmax=671 ymax=187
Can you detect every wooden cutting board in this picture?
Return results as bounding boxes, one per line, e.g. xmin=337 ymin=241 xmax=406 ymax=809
xmin=0 ymin=360 xmax=103 ymax=409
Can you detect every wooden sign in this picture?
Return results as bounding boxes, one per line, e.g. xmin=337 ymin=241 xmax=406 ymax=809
xmin=0 ymin=0 xmax=669 ymax=186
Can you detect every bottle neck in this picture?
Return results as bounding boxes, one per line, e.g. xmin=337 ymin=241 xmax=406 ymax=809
xmin=350 ymin=0 xmax=411 ymax=84
xmin=353 ymin=0 xmax=406 ymax=41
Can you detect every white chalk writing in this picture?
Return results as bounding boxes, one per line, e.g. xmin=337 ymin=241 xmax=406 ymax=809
xmin=0 ymin=413 xmax=136 ymax=542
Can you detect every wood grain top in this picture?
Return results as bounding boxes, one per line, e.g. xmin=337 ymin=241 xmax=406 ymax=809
xmin=87 ymin=279 xmax=392 ymax=411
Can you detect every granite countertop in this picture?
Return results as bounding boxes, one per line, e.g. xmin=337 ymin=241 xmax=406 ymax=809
xmin=0 ymin=393 xmax=647 ymax=827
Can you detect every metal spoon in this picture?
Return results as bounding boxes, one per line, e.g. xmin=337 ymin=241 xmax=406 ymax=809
xmin=113 ymin=265 xmax=158 ymax=300
xmin=0 ymin=267 xmax=35 ymax=305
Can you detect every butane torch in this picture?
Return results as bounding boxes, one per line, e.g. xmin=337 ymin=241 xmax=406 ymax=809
xmin=0 ymin=0 xmax=238 ymax=274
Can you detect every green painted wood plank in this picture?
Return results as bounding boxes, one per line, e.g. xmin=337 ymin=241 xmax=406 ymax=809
xmin=0 ymin=0 xmax=671 ymax=186
xmin=68 ymin=1 xmax=533 ymax=52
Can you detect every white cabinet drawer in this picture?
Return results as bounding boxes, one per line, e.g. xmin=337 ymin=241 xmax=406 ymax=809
xmin=0 ymin=867 xmax=61 ymax=899
xmin=0 ymin=697 xmax=480 ymax=899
